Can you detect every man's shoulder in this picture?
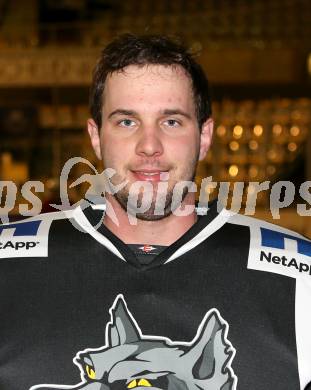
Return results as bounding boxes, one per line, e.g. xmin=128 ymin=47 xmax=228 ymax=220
xmin=227 ymin=211 xmax=310 ymax=243
xmin=226 ymin=211 xmax=311 ymax=279
xmin=0 ymin=209 xmax=75 ymax=259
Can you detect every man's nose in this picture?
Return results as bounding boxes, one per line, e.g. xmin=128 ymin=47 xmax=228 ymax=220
xmin=135 ymin=127 xmax=164 ymax=157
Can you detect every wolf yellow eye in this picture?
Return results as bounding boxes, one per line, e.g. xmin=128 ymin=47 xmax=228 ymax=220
xmin=86 ymin=364 xmax=96 ymax=379
xmin=127 ymin=380 xmax=137 ymax=388
xmin=127 ymin=378 xmax=152 ymax=388
xmin=138 ymin=378 xmax=152 ymax=387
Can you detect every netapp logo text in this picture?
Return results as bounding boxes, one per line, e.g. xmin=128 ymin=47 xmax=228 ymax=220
xmin=260 ymin=250 xmax=311 ymax=275
xmin=0 ymin=241 xmax=39 ymax=250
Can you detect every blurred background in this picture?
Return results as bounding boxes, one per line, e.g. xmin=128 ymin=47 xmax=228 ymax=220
xmin=0 ymin=0 xmax=310 ymax=236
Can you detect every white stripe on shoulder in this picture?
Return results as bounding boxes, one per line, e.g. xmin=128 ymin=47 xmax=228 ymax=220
xmin=0 ymin=209 xmax=70 ymax=259
xmin=295 ymin=278 xmax=311 ymax=389
xmin=228 ymin=213 xmax=311 ymax=279
xmin=72 ymin=205 xmax=125 ymax=261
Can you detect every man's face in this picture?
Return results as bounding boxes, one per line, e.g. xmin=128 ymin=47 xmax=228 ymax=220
xmin=88 ymin=64 xmax=213 ymax=220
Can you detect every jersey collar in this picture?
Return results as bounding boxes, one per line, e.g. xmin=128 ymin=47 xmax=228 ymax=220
xmin=71 ymin=200 xmax=233 ymax=269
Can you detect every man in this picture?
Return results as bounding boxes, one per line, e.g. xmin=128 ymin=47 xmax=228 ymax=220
xmin=0 ymin=34 xmax=310 ymax=390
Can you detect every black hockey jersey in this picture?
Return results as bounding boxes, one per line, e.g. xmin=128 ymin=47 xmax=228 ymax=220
xmin=0 ymin=201 xmax=311 ymax=390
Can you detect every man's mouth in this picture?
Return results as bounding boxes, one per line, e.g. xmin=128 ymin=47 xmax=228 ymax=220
xmin=131 ymin=170 xmax=169 ymax=182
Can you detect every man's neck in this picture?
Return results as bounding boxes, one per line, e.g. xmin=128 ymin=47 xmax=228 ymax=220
xmin=103 ymin=193 xmax=198 ymax=246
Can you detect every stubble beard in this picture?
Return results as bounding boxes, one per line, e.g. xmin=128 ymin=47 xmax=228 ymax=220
xmin=116 ymin=183 xmax=176 ymax=221
xmin=111 ymin=158 xmax=198 ymax=221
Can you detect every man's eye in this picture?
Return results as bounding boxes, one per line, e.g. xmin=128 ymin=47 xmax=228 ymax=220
xmin=164 ymin=119 xmax=180 ymax=127
xmin=118 ymin=119 xmax=136 ymax=127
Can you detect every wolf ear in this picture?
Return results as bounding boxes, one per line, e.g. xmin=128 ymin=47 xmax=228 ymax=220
xmin=106 ymin=297 xmax=141 ymax=347
xmin=183 ymin=310 xmax=235 ymax=385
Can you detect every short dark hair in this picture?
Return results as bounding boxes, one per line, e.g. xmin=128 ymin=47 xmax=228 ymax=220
xmin=90 ymin=34 xmax=212 ymax=129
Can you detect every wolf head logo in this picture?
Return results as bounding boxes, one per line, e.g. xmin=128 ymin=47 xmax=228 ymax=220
xmin=30 ymin=295 xmax=237 ymax=390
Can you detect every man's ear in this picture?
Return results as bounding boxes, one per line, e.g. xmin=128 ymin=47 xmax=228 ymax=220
xmin=199 ymin=118 xmax=214 ymax=161
xmin=87 ymin=118 xmax=102 ymax=160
